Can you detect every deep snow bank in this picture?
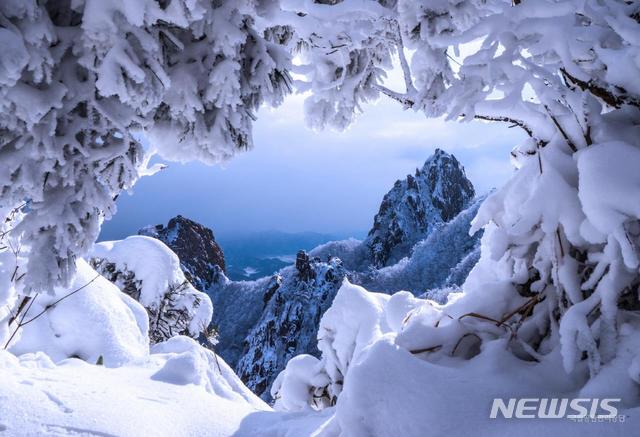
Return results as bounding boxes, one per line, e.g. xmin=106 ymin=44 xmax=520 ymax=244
xmin=273 ymin=280 xmax=640 ymax=436
xmin=8 ymin=259 xmax=149 ymax=367
xmin=0 ymin=337 xmax=271 ymax=437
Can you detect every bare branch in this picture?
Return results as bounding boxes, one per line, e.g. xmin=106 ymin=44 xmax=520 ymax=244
xmin=372 ymin=83 xmax=415 ymax=108
xmin=543 ymin=105 xmax=578 ymax=153
xmin=3 ymin=295 xmax=37 ymax=350
xmin=561 ymin=68 xmax=640 ymax=109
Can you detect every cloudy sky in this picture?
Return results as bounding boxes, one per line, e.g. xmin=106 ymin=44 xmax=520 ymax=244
xmin=100 ymin=85 xmax=525 ymax=241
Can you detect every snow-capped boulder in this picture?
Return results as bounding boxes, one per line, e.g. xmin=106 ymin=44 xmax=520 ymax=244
xmin=139 ymin=215 xmax=226 ymax=290
xmin=364 ymin=149 xmax=475 ymax=267
xmin=90 ymin=236 xmax=213 ymax=344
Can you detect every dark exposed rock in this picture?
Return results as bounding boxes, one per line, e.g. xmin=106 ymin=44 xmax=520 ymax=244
xmin=204 ymin=250 xmax=346 ymax=400
xmin=295 ymin=250 xmax=316 ymax=282
xmin=139 ymin=215 xmax=225 ymax=290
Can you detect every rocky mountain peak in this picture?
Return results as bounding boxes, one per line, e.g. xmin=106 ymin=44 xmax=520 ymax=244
xmin=139 ymin=215 xmax=225 ymax=290
xmin=422 ymin=148 xmax=475 ymax=221
xmin=365 ymin=149 xmax=475 ymax=267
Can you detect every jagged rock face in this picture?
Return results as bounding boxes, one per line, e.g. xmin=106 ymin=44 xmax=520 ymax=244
xmin=206 ymin=266 xmax=277 ymax=368
xmin=133 ymin=149 xmax=480 ymax=401
xmin=139 ymin=215 xmax=225 ymax=290
xmin=235 ymin=251 xmax=346 ymax=398
xmin=364 ymin=149 xmax=475 ymax=267
xmin=352 ymin=195 xmax=485 ymax=296
xmin=208 ymin=251 xmax=346 ymax=400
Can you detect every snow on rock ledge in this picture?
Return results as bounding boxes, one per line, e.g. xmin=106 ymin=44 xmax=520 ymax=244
xmin=91 ymin=236 xmax=213 ymax=344
xmin=9 ymin=259 xmax=148 ymax=367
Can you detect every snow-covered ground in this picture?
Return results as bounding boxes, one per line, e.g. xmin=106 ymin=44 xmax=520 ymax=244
xmin=0 ymin=350 xmax=261 ymax=437
xmin=1 ymin=237 xmax=639 ymax=436
xmin=1 ymin=291 xmax=637 ymax=436
xmin=0 ymin=342 xmax=334 ymax=437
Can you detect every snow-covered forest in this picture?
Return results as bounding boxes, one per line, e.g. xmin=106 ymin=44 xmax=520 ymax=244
xmin=1 ymin=0 xmax=639 ymax=435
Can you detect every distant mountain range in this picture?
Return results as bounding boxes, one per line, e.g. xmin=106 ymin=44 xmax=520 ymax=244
xmin=135 ymin=149 xmax=483 ymax=401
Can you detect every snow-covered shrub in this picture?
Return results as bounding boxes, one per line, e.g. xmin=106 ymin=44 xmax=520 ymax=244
xmin=271 ymin=354 xmax=331 ymax=412
xmin=275 ymin=278 xmax=640 ymax=434
xmin=91 ymin=236 xmax=213 ymax=344
xmin=272 ymin=280 xmax=396 ymax=408
xmin=8 ymin=259 xmax=148 ymax=367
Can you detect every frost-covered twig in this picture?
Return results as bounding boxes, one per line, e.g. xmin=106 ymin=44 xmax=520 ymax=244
xmin=3 ymin=295 xmax=37 ymax=350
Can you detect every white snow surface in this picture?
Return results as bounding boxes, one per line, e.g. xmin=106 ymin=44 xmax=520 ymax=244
xmin=9 ymin=259 xmax=149 ymax=367
xmin=0 ymin=341 xmax=261 ymax=436
xmin=3 ymin=277 xmax=640 ymax=436
xmin=0 ymin=340 xmax=335 ymax=437
xmin=272 ymin=281 xmax=640 ymax=436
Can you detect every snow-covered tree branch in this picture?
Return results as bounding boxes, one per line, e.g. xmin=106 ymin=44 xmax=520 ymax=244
xmin=0 ymin=0 xmax=291 ymax=296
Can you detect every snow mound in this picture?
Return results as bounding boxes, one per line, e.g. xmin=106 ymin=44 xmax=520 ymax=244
xmin=91 ymin=236 xmax=213 ymax=343
xmin=9 ymin=259 xmax=148 ymax=367
xmin=0 ymin=340 xmax=270 ymax=437
xmin=271 ymin=354 xmax=331 ymax=412
xmin=151 ymin=336 xmax=265 ymax=408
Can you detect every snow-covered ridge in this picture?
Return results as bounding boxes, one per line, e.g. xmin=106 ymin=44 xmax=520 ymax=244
xmin=352 ymin=195 xmax=485 ymax=297
xmin=209 ymin=251 xmax=347 ymax=400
